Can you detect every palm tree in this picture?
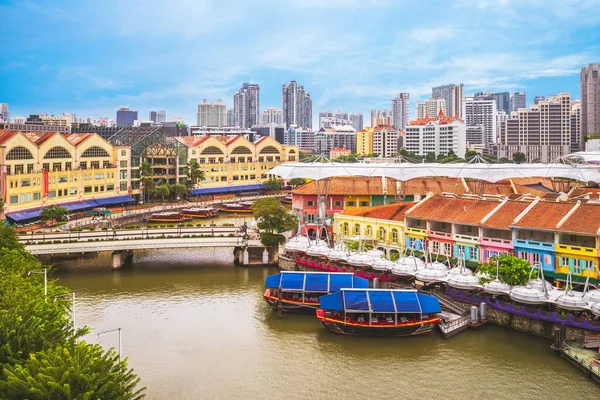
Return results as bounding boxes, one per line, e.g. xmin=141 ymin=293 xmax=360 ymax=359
xmin=170 ymin=183 xmax=187 ymax=200
xmin=186 ymin=160 xmax=205 ymax=190
xmin=157 ymin=184 xmax=170 ymax=203
xmin=140 ymin=161 xmax=154 ymax=203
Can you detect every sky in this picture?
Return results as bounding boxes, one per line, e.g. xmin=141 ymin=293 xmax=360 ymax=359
xmin=1 ymin=0 xmax=599 ymax=127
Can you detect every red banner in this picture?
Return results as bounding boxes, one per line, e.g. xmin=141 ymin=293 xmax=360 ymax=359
xmin=43 ymin=170 xmax=48 ymax=197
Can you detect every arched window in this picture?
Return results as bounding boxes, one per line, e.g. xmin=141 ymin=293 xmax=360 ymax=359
xmin=259 ymin=146 xmax=280 ymax=154
xmin=354 ymin=224 xmax=361 ymax=236
xmin=366 ymin=225 xmax=373 ymax=237
xmin=379 ymin=227 xmax=386 ymax=241
xmin=342 ymin=222 xmax=349 ymax=236
xmin=43 ymin=146 xmax=71 ymax=159
xmin=201 ymin=146 xmax=224 ymax=155
xmin=6 ymin=146 xmax=34 ymax=160
xmin=288 ymin=149 xmax=296 ymax=154
xmin=81 ymin=146 xmax=110 ymax=158
xmin=231 ymin=146 xmax=252 ymax=155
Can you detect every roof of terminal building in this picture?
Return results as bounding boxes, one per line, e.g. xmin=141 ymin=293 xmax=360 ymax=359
xmin=339 ymin=202 xmax=416 ymax=221
xmin=405 ymin=195 xmax=501 ymax=224
xmin=512 ymin=201 xmax=575 ymax=231
xmin=292 ymin=176 xmax=398 ymax=196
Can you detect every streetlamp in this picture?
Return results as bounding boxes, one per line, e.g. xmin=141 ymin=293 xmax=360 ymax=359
xmin=54 ymin=292 xmax=76 ymax=336
xmin=97 ymin=327 xmax=122 ymax=362
xmin=28 ymin=268 xmax=47 ymax=302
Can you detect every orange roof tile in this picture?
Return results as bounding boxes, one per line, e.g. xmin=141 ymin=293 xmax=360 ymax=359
xmin=340 ymin=202 xmax=417 ymax=221
xmin=34 ymin=132 xmax=57 ymax=145
xmin=254 ymin=136 xmax=269 ymax=145
xmin=482 ymin=200 xmax=531 ymax=230
xmin=64 ymin=133 xmax=92 ymax=146
xmin=405 ymin=195 xmax=500 ymax=224
xmin=557 ymin=203 xmax=600 ymax=235
xmin=401 ymin=177 xmax=468 ymax=195
xmin=512 ymin=202 xmax=575 ymax=231
xmin=0 ymin=130 xmax=19 ymax=145
xmin=291 ymin=177 xmax=397 ymax=196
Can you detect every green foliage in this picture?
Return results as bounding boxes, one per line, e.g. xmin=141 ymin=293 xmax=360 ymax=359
xmin=343 ymin=239 xmax=372 ymax=252
xmin=332 ymin=153 xmax=358 ymax=163
xmin=40 ymin=205 xmax=68 ymax=225
xmin=156 ymin=184 xmax=170 ymax=202
xmin=170 ymin=183 xmax=187 ymax=199
xmin=251 ymin=198 xmax=297 ymax=236
xmin=1 ymin=342 xmax=145 ymax=400
xmin=475 ymin=254 xmax=536 ymax=286
xmin=186 ymin=159 xmax=205 ymax=190
xmin=0 ymin=225 xmax=23 ymax=252
xmin=288 ymin=178 xmax=307 ymax=187
xmin=140 ymin=161 xmax=154 ymax=203
xmin=259 ymin=232 xmax=286 ymax=247
xmin=262 ymin=177 xmax=283 ymax=192
xmin=425 ymin=152 xmax=436 ymax=163
xmin=512 ymin=152 xmax=526 ymax=164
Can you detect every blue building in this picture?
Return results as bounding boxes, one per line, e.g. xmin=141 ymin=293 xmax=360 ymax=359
xmin=116 ymin=106 xmax=138 ymax=127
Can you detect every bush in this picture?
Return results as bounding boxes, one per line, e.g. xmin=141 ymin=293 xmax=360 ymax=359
xmin=260 ymin=232 xmax=286 ymax=247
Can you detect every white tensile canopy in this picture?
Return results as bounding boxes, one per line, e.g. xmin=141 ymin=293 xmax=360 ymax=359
xmin=269 ymin=162 xmax=600 ymax=183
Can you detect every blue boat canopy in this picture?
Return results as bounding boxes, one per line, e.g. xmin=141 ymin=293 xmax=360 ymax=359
xmin=61 ymin=200 xmax=99 ymax=212
xmin=6 ymin=208 xmax=42 ymax=223
xmin=319 ymin=289 xmax=441 ymax=314
xmin=265 ymin=272 xmax=369 ymax=292
xmin=190 ymin=183 xmax=264 ymax=196
xmin=94 ymin=195 xmax=135 ymax=207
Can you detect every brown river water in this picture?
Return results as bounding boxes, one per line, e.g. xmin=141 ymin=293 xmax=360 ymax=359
xmin=55 ymin=248 xmax=600 ymax=399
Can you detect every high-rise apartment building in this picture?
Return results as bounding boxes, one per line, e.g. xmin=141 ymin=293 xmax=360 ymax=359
xmin=197 ymin=99 xmax=226 ymax=127
xmin=405 ymin=114 xmax=466 ymax=157
xmin=226 ymin=108 xmax=235 ymax=127
xmin=234 ymin=83 xmax=260 ymax=129
xmin=391 ymin=92 xmax=410 ymax=130
xmin=534 ymin=96 xmax=546 ymax=105
xmin=463 ymin=97 xmax=499 ymax=148
xmin=372 ymin=125 xmax=401 ymax=157
xmin=116 ymin=106 xmax=138 ymax=127
xmin=474 ymin=92 xmax=510 ymax=114
xmin=356 ymin=127 xmax=374 ymax=156
xmin=432 ymin=84 xmax=464 ymax=118
xmin=497 ymin=93 xmax=571 ymax=163
xmin=349 ymin=113 xmax=364 ymax=131
xmin=416 ymin=98 xmax=446 ymax=119
xmin=581 ymin=63 xmax=600 ymax=147
xmin=262 ymin=107 xmax=282 ymax=124
xmin=157 ymin=110 xmax=166 ymax=124
xmin=318 ymin=110 xmax=350 ymax=128
xmin=150 ymin=111 xmax=158 ymax=124
xmin=370 ymin=109 xmax=392 ymax=127
xmin=571 ymin=101 xmax=581 ymax=153
xmin=314 ymin=124 xmax=356 ymax=156
xmin=0 ymin=104 xmax=10 ymax=123
xmin=282 ymin=81 xmax=312 ymax=129
xmin=285 ymin=125 xmax=314 ymax=151
xmin=510 ymin=92 xmax=527 ymax=112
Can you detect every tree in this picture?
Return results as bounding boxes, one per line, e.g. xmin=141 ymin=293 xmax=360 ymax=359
xmin=425 ymin=152 xmax=436 ymax=163
xmin=170 ymin=183 xmax=187 ymax=200
xmin=251 ymin=198 xmax=297 ymax=246
xmin=156 ymin=184 xmax=170 ymax=202
xmin=40 ymin=205 xmax=67 ymax=226
xmin=140 ymin=161 xmax=154 ymax=203
xmin=475 ymin=254 xmax=536 ymax=286
xmin=465 ymin=150 xmax=478 ymax=161
xmin=512 ymin=152 xmax=526 ymax=164
xmin=186 ymin=160 xmax=204 ymax=190
xmin=263 ymin=177 xmax=283 ymax=192
xmin=288 ymin=178 xmax=307 ymax=187
xmin=1 ymin=342 xmax=146 ymax=399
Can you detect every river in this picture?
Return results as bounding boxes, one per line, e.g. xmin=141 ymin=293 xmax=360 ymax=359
xmin=56 ymin=249 xmax=600 ymax=399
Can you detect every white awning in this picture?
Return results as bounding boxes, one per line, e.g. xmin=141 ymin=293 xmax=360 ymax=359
xmin=269 ymin=162 xmax=600 ymax=183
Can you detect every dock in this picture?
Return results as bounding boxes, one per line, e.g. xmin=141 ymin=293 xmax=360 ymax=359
xmin=429 ymin=288 xmax=488 ymax=338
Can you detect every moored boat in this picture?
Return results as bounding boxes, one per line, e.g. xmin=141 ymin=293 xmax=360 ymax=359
xmin=281 ymin=194 xmax=293 ymax=204
xmin=220 ymin=201 xmax=254 ymax=213
xmin=147 ymin=212 xmax=193 ymax=223
xmin=180 ymin=207 xmax=219 ymax=218
xmin=263 ymin=271 xmax=369 ymax=313
xmin=316 ymin=289 xmax=441 ymax=336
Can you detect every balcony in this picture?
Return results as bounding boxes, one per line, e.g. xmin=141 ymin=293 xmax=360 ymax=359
xmin=405 ymin=227 xmax=426 ymax=237
xmin=555 ymin=244 xmax=597 ymax=257
xmin=482 ymin=237 xmax=513 ymax=247
xmin=429 ymin=230 xmax=452 ymax=239
xmin=454 ymin=233 xmax=479 ymax=244
xmin=513 ymin=238 xmax=554 ymax=250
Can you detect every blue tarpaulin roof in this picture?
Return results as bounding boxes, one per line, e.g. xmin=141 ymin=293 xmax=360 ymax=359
xmin=190 ymin=184 xmax=264 ymax=196
xmin=265 ymin=272 xmax=368 ymax=292
xmin=319 ymin=289 xmax=441 ymax=314
xmin=6 ymin=209 xmax=42 ymax=223
xmin=61 ymin=200 xmax=99 ymax=212
xmin=94 ymin=195 xmax=135 ymax=206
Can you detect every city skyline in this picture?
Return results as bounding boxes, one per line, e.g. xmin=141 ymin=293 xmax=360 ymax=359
xmin=1 ymin=1 xmax=599 ymax=127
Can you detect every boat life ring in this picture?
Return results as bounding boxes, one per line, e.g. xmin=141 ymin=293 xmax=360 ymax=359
xmin=345 ymin=317 xmax=351 ymax=323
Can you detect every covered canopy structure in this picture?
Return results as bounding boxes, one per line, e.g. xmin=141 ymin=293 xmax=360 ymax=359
xmin=319 ymin=289 xmax=441 ymax=314
xmin=269 ymin=162 xmax=600 ymax=183
xmin=265 ymin=271 xmax=368 ymax=292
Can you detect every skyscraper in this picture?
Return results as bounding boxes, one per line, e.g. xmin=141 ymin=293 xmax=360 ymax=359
xmin=571 ymin=101 xmax=581 ymax=153
xmin=262 ymin=107 xmax=282 ymax=124
xmin=463 ymin=97 xmax=499 ymax=148
xmin=116 ymin=106 xmax=138 ymax=127
xmin=0 ymin=103 xmax=9 ymax=123
xmin=157 ymin=110 xmax=166 ymax=124
xmin=474 ymin=92 xmax=509 ymax=114
xmin=416 ymin=98 xmax=446 ymax=119
xmin=432 ymin=83 xmax=464 ymax=118
xmin=318 ymin=110 xmax=350 ymax=128
xmin=510 ymin=92 xmax=527 ymax=112
xmin=282 ymin=81 xmax=312 ymax=129
xmin=581 ymin=63 xmax=600 ymax=146
xmin=197 ymin=99 xmax=226 ymax=127
xmin=391 ymin=92 xmax=410 ymax=130
xmin=533 ymin=96 xmax=546 ymax=105
xmin=370 ymin=109 xmax=392 ymax=127
xmin=226 ymin=108 xmax=235 ymax=126
xmin=233 ymin=83 xmax=260 ymax=129
xmin=149 ymin=111 xmax=158 ymax=124
xmin=349 ymin=113 xmax=364 ymax=131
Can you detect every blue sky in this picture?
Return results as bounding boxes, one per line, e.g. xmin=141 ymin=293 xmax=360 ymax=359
xmin=1 ymin=0 xmax=599 ymax=126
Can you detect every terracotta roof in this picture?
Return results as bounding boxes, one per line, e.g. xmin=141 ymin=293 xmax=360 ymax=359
xmin=409 ymin=116 xmax=461 ymax=126
xmin=331 ymin=147 xmax=350 ymax=152
xmin=340 ymin=202 xmax=417 ymax=221
xmin=512 ymin=183 xmax=550 ymax=197
xmin=405 ymin=195 xmax=501 ymax=224
xmin=501 ymin=177 xmax=557 ymax=190
xmin=466 ymin=181 xmax=513 ymax=196
xmin=482 ymin=200 xmax=531 ymax=230
xmin=401 ymin=177 xmax=468 ymax=195
xmin=512 ymin=202 xmax=575 ymax=231
xmin=557 ymin=203 xmax=600 ymax=235
xmin=34 ymin=132 xmax=57 ymax=145
xmin=0 ymin=130 xmax=19 ymax=145
xmin=64 ymin=133 xmax=92 ymax=146
xmin=226 ymin=136 xmax=241 ymax=145
xmin=254 ymin=136 xmax=269 ymax=145
xmin=291 ymin=177 xmax=397 ymax=196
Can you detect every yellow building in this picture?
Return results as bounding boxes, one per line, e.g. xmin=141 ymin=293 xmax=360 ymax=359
xmin=0 ymin=130 xmax=132 ymax=221
xmin=173 ymin=135 xmax=298 ymax=190
xmin=356 ymin=127 xmax=373 ymax=156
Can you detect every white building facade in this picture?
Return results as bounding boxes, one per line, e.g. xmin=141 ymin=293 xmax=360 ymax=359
xmin=405 ymin=117 xmax=466 ymax=158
